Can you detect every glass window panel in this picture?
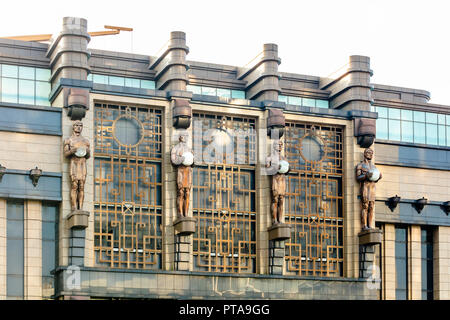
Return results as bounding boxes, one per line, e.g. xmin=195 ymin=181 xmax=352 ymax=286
xmin=302 ymin=98 xmax=315 ymax=107
xmin=438 ymin=114 xmax=446 ymax=125
xmin=395 ymin=227 xmax=406 ymax=241
xmin=35 ymin=68 xmax=51 ymax=81
xmin=389 ymin=119 xmax=401 ymax=141
xmin=7 ymin=202 xmax=24 ymax=220
xmin=447 ymin=126 xmax=450 ymax=147
xmin=42 ymin=204 xmax=57 ymax=222
xmin=201 ymin=86 xmax=216 ymax=96
xmin=42 ymin=241 xmax=56 ymax=276
xmin=316 ymin=100 xmax=329 ymax=108
xmin=414 ymin=122 xmax=426 ymax=144
xmin=413 ymin=111 xmax=425 ymax=122
xmin=186 ymin=85 xmax=201 ymax=94
xmin=426 ymin=123 xmax=438 ymax=145
xmin=216 ymin=88 xmax=231 ymax=98
xmin=109 ymin=76 xmax=124 ymax=86
xmin=231 ymin=90 xmax=245 ymax=99
xmin=18 ymin=79 xmax=35 ymax=105
xmin=401 ymin=121 xmax=414 ymax=143
xmin=401 ymin=109 xmax=413 ymax=121
xmin=447 ymin=115 xmax=450 ymax=126
xmin=19 ymin=66 xmax=35 ymax=80
xmin=87 ymin=73 xmax=93 ymax=81
xmin=376 ymin=118 xmax=388 ymax=140
xmin=35 ymin=81 xmax=51 ymax=106
xmin=389 ymin=108 xmax=401 ymax=120
xmin=278 ymin=95 xmax=288 ymax=103
xmin=140 ymin=80 xmax=155 ymax=89
xmin=438 ymin=125 xmax=446 ymax=146
xmin=93 ymin=74 xmax=108 ymax=84
xmin=1 ymin=78 xmax=18 ymax=103
xmin=7 ymin=220 xmax=24 ymax=238
xmin=426 ymin=113 xmax=438 ymax=124
xmin=2 ymin=64 xmax=18 ymax=78
xmin=7 ymin=239 xmax=24 ymax=272
xmin=288 ymin=96 xmax=302 ymax=106
xmin=42 ymin=222 xmax=56 ymax=241
xmin=124 ymin=78 xmax=140 ymax=88
xmin=376 ymin=106 xmax=388 ymax=118
xmin=7 ymin=276 xmax=23 ymax=298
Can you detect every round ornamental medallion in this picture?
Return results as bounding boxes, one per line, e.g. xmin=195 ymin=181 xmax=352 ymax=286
xmin=112 ymin=115 xmax=145 ymax=147
xmin=299 ymin=132 xmax=325 ymax=162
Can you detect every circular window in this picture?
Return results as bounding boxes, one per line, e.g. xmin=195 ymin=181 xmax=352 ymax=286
xmin=300 ymin=135 xmax=324 ymax=162
xmin=113 ymin=116 xmax=144 ymax=147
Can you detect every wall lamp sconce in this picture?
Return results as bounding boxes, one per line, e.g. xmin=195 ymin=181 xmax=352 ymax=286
xmin=29 ymin=166 xmax=42 ymax=187
xmin=441 ymin=201 xmax=450 ymax=216
xmin=387 ymin=195 xmax=401 ymax=212
xmin=413 ymin=197 xmax=428 ymax=214
xmin=0 ymin=164 xmax=6 ymax=183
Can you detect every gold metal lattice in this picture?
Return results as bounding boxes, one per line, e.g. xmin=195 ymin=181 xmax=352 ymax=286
xmin=192 ymin=113 xmax=256 ymax=273
xmin=94 ymin=102 xmax=162 ymax=269
xmin=284 ymin=121 xmax=344 ymax=276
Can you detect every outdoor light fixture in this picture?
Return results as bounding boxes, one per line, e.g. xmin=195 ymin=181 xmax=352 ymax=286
xmin=29 ymin=166 xmax=42 ymax=187
xmin=387 ymin=195 xmax=401 ymax=212
xmin=441 ymin=201 xmax=450 ymax=215
xmin=413 ymin=197 xmax=428 ymax=214
xmin=0 ymin=164 xmax=6 ymax=183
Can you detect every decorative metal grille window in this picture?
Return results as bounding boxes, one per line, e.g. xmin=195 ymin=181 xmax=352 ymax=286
xmin=284 ymin=122 xmax=344 ymax=276
xmin=94 ymin=102 xmax=162 ymax=269
xmin=192 ymin=113 xmax=257 ymax=273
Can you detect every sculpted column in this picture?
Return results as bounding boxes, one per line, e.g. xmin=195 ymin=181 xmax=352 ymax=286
xmin=356 ymin=147 xmax=383 ymax=283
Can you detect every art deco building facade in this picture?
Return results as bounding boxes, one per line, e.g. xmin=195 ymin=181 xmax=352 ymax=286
xmin=0 ymin=17 xmax=449 ymax=300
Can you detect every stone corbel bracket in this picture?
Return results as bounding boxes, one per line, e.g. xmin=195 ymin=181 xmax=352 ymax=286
xmin=267 ymin=108 xmax=286 ymax=139
xmin=172 ymin=99 xmax=192 ymax=129
xmin=354 ymin=117 xmax=376 ymax=148
xmin=64 ymin=87 xmax=90 ymax=120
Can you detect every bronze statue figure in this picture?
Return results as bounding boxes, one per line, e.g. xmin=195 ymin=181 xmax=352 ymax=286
xmin=64 ymin=120 xmax=90 ymax=212
xmin=266 ymin=140 xmax=290 ymax=225
xmin=356 ymin=148 xmax=382 ymax=230
xmin=171 ymin=132 xmax=194 ymax=218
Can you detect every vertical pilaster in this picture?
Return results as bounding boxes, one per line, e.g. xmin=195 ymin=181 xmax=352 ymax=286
xmin=320 ymin=55 xmax=373 ymax=111
xmin=433 ymin=226 xmax=450 ymax=300
xmin=238 ymin=43 xmax=281 ymax=101
xmin=0 ymin=199 xmax=6 ymax=299
xmin=409 ymin=226 xmax=422 ymax=300
xmin=47 ymin=17 xmax=90 ymax=86
xmin=382 ymin=224 xmax=396 ymax=300
xmin=150 ymin=31 xmax=189 ymax=92
xmin=24 ymin=200 xmax=42 ymax=300
xmin=174 ymin=235 xmax=191 ymax=271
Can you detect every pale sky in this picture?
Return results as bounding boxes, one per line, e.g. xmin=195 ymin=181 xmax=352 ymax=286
xmin=2 ymin=0 xmax=449 ymax=105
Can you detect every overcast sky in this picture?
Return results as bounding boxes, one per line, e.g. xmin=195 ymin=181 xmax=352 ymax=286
xmin=2 ymin=0 xmax=449 ymax=105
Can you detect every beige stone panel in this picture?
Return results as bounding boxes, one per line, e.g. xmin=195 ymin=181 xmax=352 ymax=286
xmin=434 ymin=226 xmax=450 ymax=300
xmin=24 ymin=200 xmax=42 ymax=300
xmin=376 ymin=165 xmax=450 ymax=202
xmin=382 ymin=224 xmax=396 ymax=300
xmin=0 ymin=132 xmax=61 ymax=172
xmin=0 ymin=199 xmax=6 ymax=299
xmin=409 ymin=226 xmax=421 ymax=300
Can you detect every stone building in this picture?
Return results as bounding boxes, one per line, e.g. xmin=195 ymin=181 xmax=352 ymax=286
xmin=0 ymin=17 xmax=448 ymax=300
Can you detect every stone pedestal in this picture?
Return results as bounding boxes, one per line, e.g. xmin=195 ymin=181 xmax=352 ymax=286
xmin=67 ymin=210 xmax=89 ymax=229
xmin=173 ymin=217 xmax=196 ymax=236
xmin=67 ymin=210 xmax=89 ymax=266
xmin=173 ymin=217 xmax=196 ymax=271
xmin=358 ymin=228 xmax=383 ymax=279
xmin=268 ymin=223 xmax=291 ymax=275
xmin=268 ymin=223 xmax=291 ymax=241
